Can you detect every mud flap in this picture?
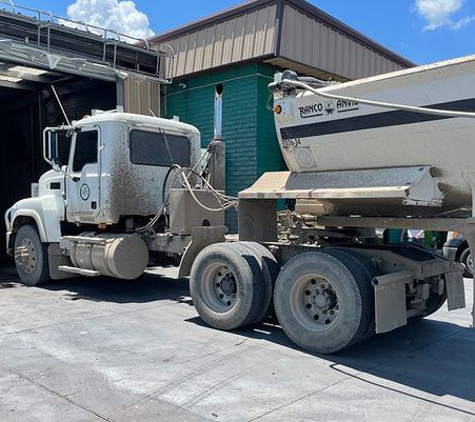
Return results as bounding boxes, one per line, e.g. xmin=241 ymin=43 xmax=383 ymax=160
xmin=445 ymin=270 xmax=465 ymax=311
xmin=178 ymin=226 xmax=226 ymax=278
xmin=48 ymin=243 xmax=74 ymax=280
xmin=373 ymin=270 xmax=413 ymax=334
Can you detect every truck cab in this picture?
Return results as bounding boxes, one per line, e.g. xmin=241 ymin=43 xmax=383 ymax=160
xmin=5 ymin=111 xmax=204 ymax=283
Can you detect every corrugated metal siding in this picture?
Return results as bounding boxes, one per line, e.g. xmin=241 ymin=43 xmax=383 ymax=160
xmin=280 ymin=5 xmax=404 ymax=80
xmin=164 ymin=4 xmax=277 ymax=78
xmin=124 ymin=78 xmax=160 ymax=116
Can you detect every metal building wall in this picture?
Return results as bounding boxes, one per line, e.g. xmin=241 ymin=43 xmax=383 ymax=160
xmin=163 ymin=3 xmax=278 ymax=79
xmin=153 ymin=0 xmax=412 ymax=81
xmin=278 ymin=4 xmax=404 ymax=80
xmin=124 ymin=78 xmax=161 ymax=116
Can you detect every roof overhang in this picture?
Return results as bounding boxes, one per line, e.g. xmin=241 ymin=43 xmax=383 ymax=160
xmin=0 ymin=38 xmax=167 ymax=84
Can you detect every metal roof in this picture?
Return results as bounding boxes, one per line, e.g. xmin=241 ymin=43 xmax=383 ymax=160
xmin=0 ymin=3 xmax=173 ymax=83
xmin=150 ymin=0 xmax=414 ymax=81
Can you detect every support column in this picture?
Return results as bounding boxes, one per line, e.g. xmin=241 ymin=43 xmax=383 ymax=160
xmin=116 ymin=76 xmax=125 ymax=112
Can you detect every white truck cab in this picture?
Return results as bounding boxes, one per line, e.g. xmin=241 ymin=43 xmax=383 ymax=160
xmin=5 ymin=111 xmax=211 ymax=284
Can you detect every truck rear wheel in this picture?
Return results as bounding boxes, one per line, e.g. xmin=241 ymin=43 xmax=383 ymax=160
xmin=274 ymin=251 xmax=371 ymax=354
xmin=323 ymin=248 xmax=376 ymax=345
xmin=238 ymin=241 xmax=280 ymax=323
xmin=14 ymin=224 xmax=50 ymax=286
xmin=190 ymin=242 xmax=264 ymax=330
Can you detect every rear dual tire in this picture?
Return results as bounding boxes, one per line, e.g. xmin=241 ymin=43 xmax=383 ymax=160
xmin=190 ymin=242 xmax=279 ymax=330
xmin=191 ymin=244 xmax=378 ymax=354
xmin=274 ymin=250 xmax=376 ymax=354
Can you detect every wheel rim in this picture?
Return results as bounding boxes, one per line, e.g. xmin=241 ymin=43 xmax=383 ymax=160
xmin=14 ymin=237 xmax=37 ymax=274
xmin=201 ymin=263 xmax=237 ymax=312
xmin=290 ymin=274 xmax=340 ymax=331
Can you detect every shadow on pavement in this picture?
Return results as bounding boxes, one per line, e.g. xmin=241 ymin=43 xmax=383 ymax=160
xmin=188 ymin=314 xmax=475 ymax=414
xmin=0 ymin=270 xmax=191 ymax=305
xmin=327 ymin=319 xmax=475 ymax=416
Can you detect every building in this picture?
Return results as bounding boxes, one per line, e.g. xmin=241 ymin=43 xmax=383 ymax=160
xmin=149 ymin=0 xmax=414 ymax=230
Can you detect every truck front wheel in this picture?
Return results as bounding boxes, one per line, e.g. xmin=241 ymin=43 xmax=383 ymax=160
xmin=14 ymin=224 xmax=50 ymax=286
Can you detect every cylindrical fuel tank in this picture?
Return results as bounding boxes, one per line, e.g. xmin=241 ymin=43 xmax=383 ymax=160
xmin=70 ymin=233 xmax=149 ymax=279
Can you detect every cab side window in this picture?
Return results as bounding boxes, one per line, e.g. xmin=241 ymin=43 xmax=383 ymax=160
xmin=130 ymin=130 xmax=191 ymax=167
xmin=73 ymin=131 xmax=98 ymax=172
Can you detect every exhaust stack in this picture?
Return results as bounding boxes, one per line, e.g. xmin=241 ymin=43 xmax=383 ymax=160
xmin=210 ymin=83 xmax=225 ymax=190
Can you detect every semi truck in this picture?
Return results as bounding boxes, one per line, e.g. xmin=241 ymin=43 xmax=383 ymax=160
xmin=6 ymin=53 xmax=475 ymax=354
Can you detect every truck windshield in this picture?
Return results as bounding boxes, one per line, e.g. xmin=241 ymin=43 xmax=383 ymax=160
xmin=73 ymin=130 xmax=98 ymax=172
xmin=129 ymin=130 xmax=190 ymax=167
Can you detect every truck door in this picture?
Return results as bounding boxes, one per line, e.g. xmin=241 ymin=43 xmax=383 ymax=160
xmin=65 ymin=127 xmax=101 ymax=223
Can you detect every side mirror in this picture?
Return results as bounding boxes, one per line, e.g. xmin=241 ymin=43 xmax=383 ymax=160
xmin=46 ymin=131 xmax=58 ymax=163
xmin=52 ymin=157 xmax=61 ymax=173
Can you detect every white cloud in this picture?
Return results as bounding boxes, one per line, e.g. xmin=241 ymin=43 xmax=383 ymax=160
xmin=64 ymin=0 xmax=154 ymax=42
xmin=413 ymin=0 xmax=474 ymax=30
xmin=451 ymin=14 xmax=475 ymax=29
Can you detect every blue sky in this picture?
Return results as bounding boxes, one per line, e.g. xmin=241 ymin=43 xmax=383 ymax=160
xmin=5 ymin=0 xmax=475 ymax=65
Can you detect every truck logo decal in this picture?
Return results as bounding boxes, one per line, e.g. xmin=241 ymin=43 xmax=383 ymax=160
xmin=298 ymin=100 xmax=359 ymax=119
xmin=298 ymin=103 xmax=323 ymax=118
xmin=281 ymin=97 xmax=473 ymax=140
xmin=80 ymin=183 xmax=90 ymax=201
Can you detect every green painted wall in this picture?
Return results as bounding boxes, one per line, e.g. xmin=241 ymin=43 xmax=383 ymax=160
xmin=164 ymin=62 xmax=285 ymax=231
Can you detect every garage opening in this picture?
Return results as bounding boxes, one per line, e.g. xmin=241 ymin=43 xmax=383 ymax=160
xmin=0 ymin=72 xmax=116 ymax=264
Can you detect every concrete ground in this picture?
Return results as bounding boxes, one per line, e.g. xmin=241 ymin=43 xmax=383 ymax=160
xmin=0 ymin=266 xmax=475 ymax=422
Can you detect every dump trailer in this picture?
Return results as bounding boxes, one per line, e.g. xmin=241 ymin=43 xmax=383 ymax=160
xmin=6 ymin=54 xmax=475 ymax=354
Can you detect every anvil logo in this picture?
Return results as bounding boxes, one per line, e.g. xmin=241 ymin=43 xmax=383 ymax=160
xmin=80 ymin=183 xmax=90 ymax=201
xmin=324 ymin=101 xmax=335 ymax=115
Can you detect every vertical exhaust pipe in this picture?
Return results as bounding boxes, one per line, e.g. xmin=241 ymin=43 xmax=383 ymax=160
xmin=210 ymin=83 xmax=225 ymax=190
xmin=214 ymin=83 xmax=224 ymax=140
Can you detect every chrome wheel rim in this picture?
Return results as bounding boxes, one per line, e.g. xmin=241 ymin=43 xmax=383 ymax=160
xmin=290 ymin=274 xmax=339 ymax=331
xmin=14 ymin=237 xmax=37 ymax=274
xmin=201 ymin=263 xmax=237 ymax=312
